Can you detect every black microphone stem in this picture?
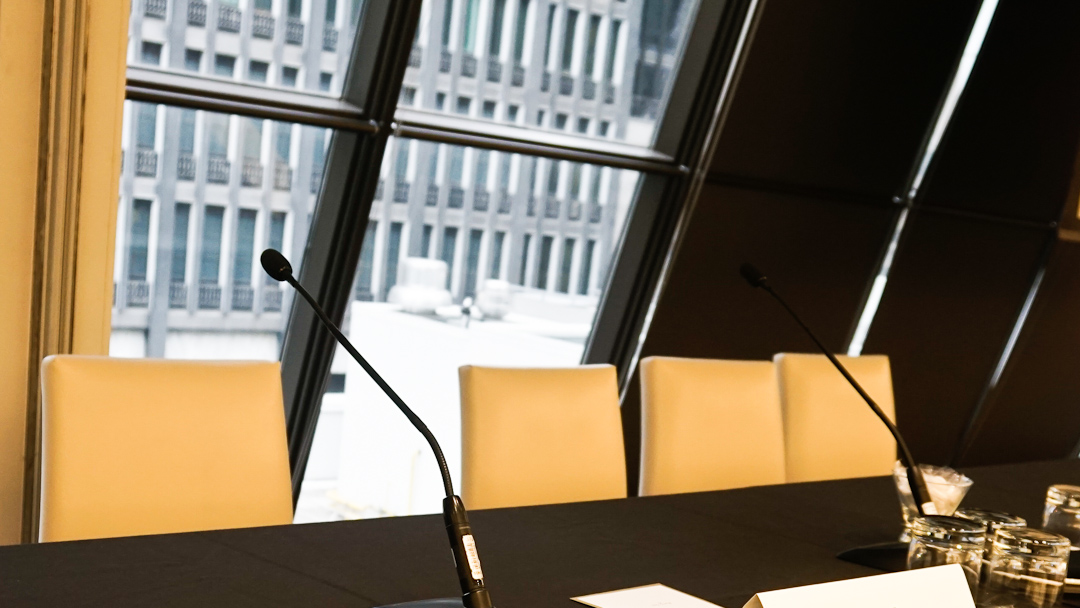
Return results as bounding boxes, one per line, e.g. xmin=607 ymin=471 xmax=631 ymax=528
xmin=758 ymin=283 xmax=935 ymax=518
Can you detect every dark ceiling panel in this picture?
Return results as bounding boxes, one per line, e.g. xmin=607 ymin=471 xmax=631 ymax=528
xmin=958 ymin=239 xmax=1080 ymax=466
xmin=862 ymin=210 xmax=1049 ymax=466
xmin=642 ymin=182 xmax=894 ymax=367
xmin=918 ymin=1 xmax=1080 ymax=223
xmin=710 ymin=0 xmax=980 ymax=199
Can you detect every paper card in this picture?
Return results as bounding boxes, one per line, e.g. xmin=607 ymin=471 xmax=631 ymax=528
xmin=742 ymin=564 xmax=975 ymax=608
xmin=573 ymin=583 xmax=726 ymax=608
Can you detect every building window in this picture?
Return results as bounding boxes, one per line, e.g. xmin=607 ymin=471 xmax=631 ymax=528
xmin=519 ymin=233 xmax=532 ymax=285
xmin=599 ymin=120 xmax=610 ymax=137
xmin=490 ymin=231 xmax=505 ymax=279
xmin=441 ymin=227 xmax=458 ymax=287
xmin=579 ymin=239 xmax=595 ymax=295
xmin=547 ymin=160 xmax=560 ymax=195
xmin=584 ymin=15 xmax=601 ymax=78
xmin=557 ymin=238 xmax=575 ymax=293
xmin=326 ymin=373 xmax=347 ymax=393
xmin=384 ymin=222 xmax=403 ymax=293
xmin=281 ymin=66 xmax=299 ymax=87
xmin=401 ymin=86 xmax=417 ymax=106
xmin=561 ymin=10 xmax=578 ymax=72
xmin=441 ymin=0 xmax=455 ymax=48
xmin=507 ymin=104 xmax=519 ymax=122
xmin=577 ymin=117 xmax=589 ymax=134
xmin=184 ymin=49 xmax=202 ymax=72
xmin=267 ymin=212 xmax=287 ymax=284
xmin=127 ymin=199 xmax=153 ymax=281
xmin=206 ymin=113 xmax=229 ymax=157
xmin=449 ymin=146 xmax=465 ymax=187
xmin=171 ymin=203 xmax=191 ymax=283
xmin=233 ymin=209 xmax=257 ymax=285
xmin=542 ymin=5 xmax=557 ymax=67
xmin=394 ymin=140 xmax=410 ymax=184
xmin=535 ymin=235 xmax=553 ymax=289
xmin=570 ymin=163 xmax=583 ymax=199
xmin=488 ymin=0 xmax=507 ymax=56
xmin=435 ymin=92 xmax=447 ymax=110
xmin=512 ymin=0 xmax=530 ymax=64
xmin=456 ymin=96 xmax=471 ymax=115
xmin=603 ymin=20 xmax=622 ymax=82
xmin=421 ymin=224 xmax=433 ymax=257
xmin=319 ymin=72 xmax=333 ymax=91
xmin=464 ymin=229 xmax=483 ymax=297
xmin=287 ymin=0 xmax=302 ymax=17
xmin=141 ymin=41 xmax=162 ymax=66
xmin=249 ymin=60 xmax=269 ymax=83
xmin=555 ymin=113 xmax=568 ymax=130
xmin=475 ymin=150 xmax=490 ymax=189
xmin=536 ymin=109 xmax=545 ymax=126
xmin=200 ymin=206 xmax=225 ymax=284
xmin=135 ymin=103 xmax=157 ymax=149
xmin=275 ymin=123 xmax=292 ymax=163
xmin=482 ymin=101 xmax=496 ymax=119
xmin=214 ymin=54 xmax=236 ymax=77
xmin=355 ymin=221 xmax=378 ymax=299
xmin=462 ymin=0 xmax=480 ymax=54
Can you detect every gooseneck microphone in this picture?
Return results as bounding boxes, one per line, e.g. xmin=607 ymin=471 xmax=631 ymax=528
xmin=739 ymin=263 xmax=936 ymax=518
xmin=262 ymin=249 xmax=493 ymax=608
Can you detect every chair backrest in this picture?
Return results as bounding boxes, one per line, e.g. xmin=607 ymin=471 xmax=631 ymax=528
xmin=459 ymin=365 xmax=626 ymax=509
xmin=638 ymin=356 xmax=786 ymax=496
xmin=39 ymin=356 xmax=294 ymax=542
xmin=773 ymin=353 xmax=897 ymax=483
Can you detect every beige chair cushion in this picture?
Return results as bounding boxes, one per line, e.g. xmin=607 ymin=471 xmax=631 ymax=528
xmin=639 ymin=357 xmax=786 ymax=496
xmin=40 ymin=356 xmax=294 ymax=542
xmin=459 ymin=365 xmax=626 ymax=510
xmin=774 ymin=353 xmax=897 ymax=483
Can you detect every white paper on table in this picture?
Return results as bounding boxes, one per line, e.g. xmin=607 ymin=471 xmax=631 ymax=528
xmin=743 ymin=564 xmax=975 ymax=608
xmin=573 ymin=583 xmax=726 ymax=608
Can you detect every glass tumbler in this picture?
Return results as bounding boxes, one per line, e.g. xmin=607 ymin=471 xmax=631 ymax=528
xmin=979 ymin=527 xmax=1070 ymax=608
xmin=894 ymin=461 xmax=974 ymax=539
xmin=908 ymin=515 xmax=986 ymax=597
xmin=1042 ymin=484 xmax=1080 ymax=548
xmin=954 ymin=508 xmax=1027 ymax=586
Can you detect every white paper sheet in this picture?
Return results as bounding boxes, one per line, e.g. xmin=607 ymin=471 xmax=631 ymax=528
xmin=743 ymin=564 xmax=975 ymax=608
xmin=573 ymin=583 xmax=726 ymax=608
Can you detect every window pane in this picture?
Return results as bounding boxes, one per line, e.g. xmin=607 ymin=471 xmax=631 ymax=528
xmin=403 ymin=0 xmax=700 ymax=146
xmin=295 ymin=137 xmax=641 ymax=521
xmin=126 ymin=0 xmax=367 ymax=96
xmin=112 ymin=102 xmax=330 ymax=360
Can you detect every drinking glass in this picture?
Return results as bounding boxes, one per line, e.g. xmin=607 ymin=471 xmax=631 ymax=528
xmin=978 ymin=527 xmax=1070 ymax=608
xmin=907 ymin=515 xmax=986 ymax=596
xmin=894 ymin=461 xmax=974 ymax=538
xmin=954 ymin=508 xmax=1027 ymax=587
xmin=1042 ymin=484 xmax=1080 ymax=548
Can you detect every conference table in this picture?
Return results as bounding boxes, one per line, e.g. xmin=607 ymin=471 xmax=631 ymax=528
xmin=2 ymin=460 xmax=1078 ymax=607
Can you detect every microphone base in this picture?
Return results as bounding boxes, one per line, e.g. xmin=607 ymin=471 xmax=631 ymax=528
xmin=836 ymin=541 xmax=908 ymax=572
xmin=377 ymin=599 xmax=464 ymax=608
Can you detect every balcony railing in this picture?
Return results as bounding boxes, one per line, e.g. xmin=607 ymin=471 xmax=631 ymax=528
xmin=263 ymin=287 xmax=282 ymax=312
xmin=135 ymin=148 xmax=158 ymax=177
xmin=177 ymin=152 xmax=195 ymax=181
xmin=169 ymin=283 xmax=188 ymax=308
xmin=511 ymin=64 xmax=525 ymax=87
xmin=461 ymin=54 xmax=477 ymax=78
xmin=252 ymin=10 xmax=275 ymax=39
xmin=408 ymin=45 xmax=422 ymax=68
xmin=188 ymin=0 xmax=206 ymax=26
xmin=207 ymin=154 xmax=230 ymax=184
xmin=426 ymin=184 xmax=440 ymax=206
xmin=544 ymin=197 xmax=561 ymax=219
xmin=527 ymin=196 xmax=537 ymax=217
xmin=232 ymin=285 xmax=254 ymax=311
xmin=473 ymin=189 xmax=490 ymax=212
xmin=285 ymin=17 xmax=303 ymax=44
xmin=588 ymin=203 xmax=602 ymax=223
xmin=126 ymin=280 xmax=150 ymax=308
xmin=603 ymin=81 xmax=616 ymax=104
xmin=393 ymin=182 xmax=410 ymax=202
xmin=374 ymin=179 xmax=384 ymax=200
xmin=497 ymin=190 xmax=512 ymax=214
xmin=559 ymin=73 xmax=574 ymax=96
xmin=439 ymin=50 xmax=452 ymax=73
xmin=310 ymin=167 xmax=323 ymax=193
xmin=540 ymin=71 xmax=551 ymax=92
xmin=486 ymin=58 xmax=502 ymax=82
xmin=144 ymin=0 xmax=167 ymax=19
xmin=582 ymin=79 xmax=597 ymax=101
xmin=448 ymin=186 xmax=465 ymax=209
xmin=273 ymin=162 xmax=292 ymax=190
xmin=323 ymin=27 xmax=338 ymax=52
xmin=568 ymin=199 xmax=582 ymax=221
xmin=218 ymin=5 xmax=241 ymax=32
xmin=198 ymin=283 xmax=221 ymax=309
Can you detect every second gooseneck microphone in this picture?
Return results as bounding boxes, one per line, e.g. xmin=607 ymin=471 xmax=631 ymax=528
xmin=739 ymin=263 xmax=936 ymax=517
xmin=262 ymin=249 xmax=493 ymax=608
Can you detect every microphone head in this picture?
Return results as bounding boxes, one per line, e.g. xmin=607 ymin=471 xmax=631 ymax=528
xmin=739 ymin=263 xmax=768 ymax=288
xmin=261 ymin=249 xmax=293 ymax=282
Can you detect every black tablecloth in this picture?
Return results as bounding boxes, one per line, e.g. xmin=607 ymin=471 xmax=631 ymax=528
xmin=2 ymin=460 xmax=1078 ymax=607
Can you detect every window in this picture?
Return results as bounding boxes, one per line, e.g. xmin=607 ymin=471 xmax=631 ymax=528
xmin=578 ymin=239 xmax=595 ymax=295
xmin=584 ymin=15 xmax=601 ymax=79
xmin=141 ymin=41 xmax=162 ymax=65
xmin=127 ymin=200 xmax=153 ymax=282
xmin=184 ymin=49 xmax=202 ymax=72
xmin=512 ymin=0 xmax=529 ymax=65
xmin=384 ymin=222 xmax=403 ymax=294
xmin=435 ymin=92 xmax=447 ymax=110
xmin=355 ymin=221 xmax=378 ymax=299
xmin=456 ymin=96 xmax=471 ymax=115
xmin=421 ymin=224 xmax=433 ymax=257
xmin=560 ymin=10 xmax=578 ymax=73
xmin=507 ymin=104 xmax=519 ymax=122
xmin=577 ymin=117 xmax=589 ymax=134
xmin=287 ymin=0 xmax=302 ymax=17
xmin=275 ymin=123 xmax=292 ymax=163
xmin=441 ymin=0 xmax=454 ymax=48
xmin=214 ymin=54 xmax=236 ymax=77
xmin=535 ymin=234 xmax=553 ymax=289
xmin=200 ymin=206 xmax=225 ymax=284
xmin=488 ymin=0 xmax=506 ymax=56
xmin=557 ymin=238 xmax=574 ymax=293
xmin=206 ymin=113 xmax=229 ymax=158
xmin=267 ymin=212 xmax=287 ymax=284
xmin=482 ymin=101 xmax=496 ymax=119
xmin=249 ymin=60 xmax=269 ymax=83
xmin=233 ymin=209 xmax=258 ymax=285
xmin=603 ymin=19 xmax=621 ymax=82
xmin=441 ymin=226 xmax=458 ymax=286
xmin=171 ymin=203 xmax=191 ymax=284
xmin=326 ymin=373 xmax=347 ymax=393
xmin=570 ymin=163 xmax=582 ymax=200
xmin=281 ymin=66 xmax=299 ymax=87
xmin=401 ymin=86 xmax=417 ymax=106
xmin=319 ymin=72 xmax=333 ymax=91
xmin=518 ymin=232 xmax=532 ymax=285
xmin=542 ymin=5 xmax=557 ymax=67
xmin=135 ymin=103 xmax=157 ymax=149
xmin=489 ymin=231 xmax=505 ymax=279
xmin=464 ymin=229 xmax=483 ymax=297
xmin=599 ymin=120 xmax=610 ymax=137
xmin=394 ymin=140 xmax=410 ymax=184
xmin=554 ymin=113 xmax=568 ymax=130
xmin=462 ymin=0 xmax=480 ymax=54
xmin=536 ymin=109 xmax=545 ymax=126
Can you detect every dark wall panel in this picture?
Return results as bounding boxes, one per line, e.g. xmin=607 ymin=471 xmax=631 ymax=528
xmin=710 ymin=0 xmax=980 ymax=199
xmin=918 ymin=2 xmax=1080 ymax=223
xmin=862 ymin=210 xmax=1049 ymax=466
xmin=959 ymin=240 xmax=1080 ymax=465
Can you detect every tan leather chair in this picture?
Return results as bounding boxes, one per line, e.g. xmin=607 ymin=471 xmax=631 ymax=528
xmin=39 ymin=356 xmax=294 ymax=542
xmin=773 ymin=353 xmax=897 ymax=483
xmin=459 ymin=365 xmax=626 ymax=509
xmin=638 ymin=357 xmax=786 ymax=496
